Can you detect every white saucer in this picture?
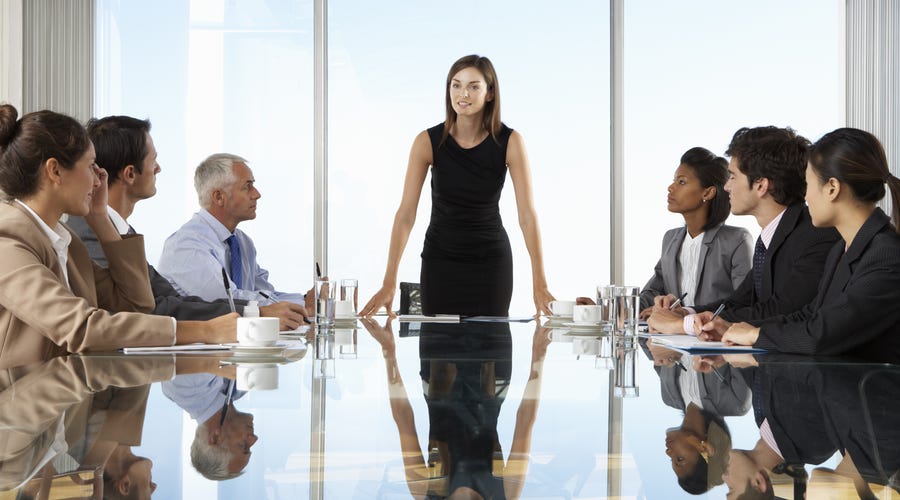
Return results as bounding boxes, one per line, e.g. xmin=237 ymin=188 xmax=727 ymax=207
xmin=333 ymin=317 xmax=358 ymax=324
xmin=222 ymin=342 xmax=288 ymax=356
xmin=547 ymin=314 xmax=573 ymax=320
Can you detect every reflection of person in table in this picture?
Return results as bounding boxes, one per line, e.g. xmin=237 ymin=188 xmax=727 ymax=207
xmin=637 ymin=147 xmax=752 ymax=320
xmin=361 ymin=318 xmax=549 ymax=499
xmin=161 ymin=371 xmax=258 ymax=480
xmin=360 ymin=54 xmax=554 ymax=318
xmin=0 ymin=355 xmax=182 ymax=498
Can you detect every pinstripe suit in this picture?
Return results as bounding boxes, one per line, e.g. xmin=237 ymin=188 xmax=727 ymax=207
xmin=756 ymin=208 xmax=900 ymax=362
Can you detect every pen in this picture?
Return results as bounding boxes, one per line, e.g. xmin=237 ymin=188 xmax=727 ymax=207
xmin=259 ymin=291 xmax=272 ymax=301
xmin=220 ymin=378 xmax=236 ymax=426
xmin=710 ymin=303 xmax=726 ymax=321
xmin=669 ymin=292 xmax=688 ymax=310
xmin=221 ymin=267 xmax=237 ymax=313
xmin=316 ymin=262 xmax=322 ymax=279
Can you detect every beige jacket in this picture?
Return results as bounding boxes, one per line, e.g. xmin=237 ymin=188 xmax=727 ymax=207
xmin=0 ymin=201 xmax=174 ymax=368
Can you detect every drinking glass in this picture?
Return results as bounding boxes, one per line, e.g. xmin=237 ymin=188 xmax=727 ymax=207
xmin=614 ymin=344 xmax=639 ymax=397
xmin=340 ymin=279 xmax=358 ymax=315
xmin=315 ymin=279 xmax=335 ymax=326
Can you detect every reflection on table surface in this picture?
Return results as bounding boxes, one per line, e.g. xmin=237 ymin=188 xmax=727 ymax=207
xmin=1 ymin=321 xmax=898 ymax=499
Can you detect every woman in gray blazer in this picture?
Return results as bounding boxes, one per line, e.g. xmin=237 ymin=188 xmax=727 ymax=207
xmin=639 ymin=147 xmax=753 ymax=317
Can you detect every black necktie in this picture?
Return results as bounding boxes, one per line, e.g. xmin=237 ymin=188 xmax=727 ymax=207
xmin=753 ymin=236 xmax=767 ymax=297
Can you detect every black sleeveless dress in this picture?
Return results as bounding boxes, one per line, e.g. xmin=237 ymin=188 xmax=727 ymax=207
xmin=420 ymin=123 xmax=514 ymax=317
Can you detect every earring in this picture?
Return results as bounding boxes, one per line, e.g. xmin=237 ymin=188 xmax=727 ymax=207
xmin=701 ymin=198 xmax=707 ymax=203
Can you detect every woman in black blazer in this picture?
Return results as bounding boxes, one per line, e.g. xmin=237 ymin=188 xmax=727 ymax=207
xmin=717 ymin=128 xmax=900 ymax=362
xmin=638 ymin=147 xmax=753 ymax=317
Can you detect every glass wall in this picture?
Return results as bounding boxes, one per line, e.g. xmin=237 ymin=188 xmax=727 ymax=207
xmin=622 ymin=0 xmax=843 ymax=288
xmin=327 ymin=2 xmax=611 ymax=314
xmin=94 ymin=0 xmax=315 ymax=291
xmin=621 ymin=2 xmax=843 ymax=497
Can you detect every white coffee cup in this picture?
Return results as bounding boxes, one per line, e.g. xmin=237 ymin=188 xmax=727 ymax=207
xmin=572 ymin=304 xmax=603 ymax=325
xmin=549 ymin=300 xmax=575 ymax=317
xmin=334 ymin=300 xmax=355 ymax=319
xmin=237 ymin=364 xmax=278 ymax=391
xmin=573 ymin=337 xmax=600 ymax=355
xmin=236 ymin=317 xmax=280 ymax=346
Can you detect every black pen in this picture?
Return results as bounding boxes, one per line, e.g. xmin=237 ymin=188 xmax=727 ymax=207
xmin=316 ymin=262 xmax=322 ymax=279
xmin=221 ymin=267 xmax=237 ymax=313
xmin=259 ymin=291 xmax=272 ymax=301
xmin=710 ymin=303 xmax=726 ymax=321
xmin=669 ymin=292 xmax=688 ymax=310
xmin=220 ymin=378 xmax=235 ymax=426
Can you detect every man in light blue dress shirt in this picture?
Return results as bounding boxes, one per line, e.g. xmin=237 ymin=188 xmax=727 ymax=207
xmin=158 ymin=154 xmax=311 ymax=313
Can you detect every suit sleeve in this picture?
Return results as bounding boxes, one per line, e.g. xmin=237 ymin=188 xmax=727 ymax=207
xmin=66 ymin=215 xmax=108 ymax=267
xmin=640 ymin=232 xmax=672 ymax=310
xmin=729 ymin=229 xmax=754 ymax=290
xmin=756 ymin=239 xmax=900 ymax=355
xmin=640 ymin=257 xmax=666 ymax=310
xmin=0 ymin=235 xmax=174 ymax=353
xmin=148 ymin=265 xmax=241 ymax=319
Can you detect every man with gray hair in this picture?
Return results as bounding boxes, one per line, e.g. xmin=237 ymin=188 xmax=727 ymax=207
xmin=158 ymin=154 xmax=310 ymax=322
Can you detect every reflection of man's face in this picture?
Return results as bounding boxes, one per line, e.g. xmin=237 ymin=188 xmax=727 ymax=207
xmin=222 ymin=408 xmax=258 ymax=472
xmin=126 ymin=457 xmax=158 ymax=500
xmin=723 ymin=449 xmax=770 ymax=499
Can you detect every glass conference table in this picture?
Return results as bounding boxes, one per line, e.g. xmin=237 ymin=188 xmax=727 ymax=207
xmin=1 ymin=319 xmax=898 ymax=499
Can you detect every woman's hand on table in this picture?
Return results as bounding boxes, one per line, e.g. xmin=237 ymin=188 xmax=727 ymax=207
xmin=533 ymin=286 xmax=555 ymax=317
xmin=360 ymin=285 xmax=396 ymax=317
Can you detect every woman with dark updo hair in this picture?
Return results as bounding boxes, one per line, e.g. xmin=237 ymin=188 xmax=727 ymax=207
xmin=0 ymin=104 xmax=236 ymax=367
xmin=718 ymin=128 xmax=900 ymax=362
xmin=637 ymin=147 xmax=754 ymax=318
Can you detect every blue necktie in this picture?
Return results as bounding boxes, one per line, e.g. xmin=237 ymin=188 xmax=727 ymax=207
xmin=753 ymin=236 xmax=767 ymax=297
xmin=226 ymin=235 xmax=243 ymax=288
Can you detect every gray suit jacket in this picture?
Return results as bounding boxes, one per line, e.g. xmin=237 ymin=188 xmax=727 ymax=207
xmin=640 ymin=224 xmax=753 ymax=310
xmin=67 ymin=215 xmax=245 ymax=320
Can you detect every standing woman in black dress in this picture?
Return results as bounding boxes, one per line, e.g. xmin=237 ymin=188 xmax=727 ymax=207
xmin=360 ymin=55 xmax=554 ymax=317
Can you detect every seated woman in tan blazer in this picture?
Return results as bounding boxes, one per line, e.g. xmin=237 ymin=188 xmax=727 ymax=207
xmin=638 ymin=147 xmax=753 ymax=318
xmin=0 ymin=104 xmax=236 ymax=368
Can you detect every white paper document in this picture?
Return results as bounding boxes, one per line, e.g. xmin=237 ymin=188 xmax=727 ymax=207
xmin=398 ymin=314 xmax=460 ymax=323
xmin=121 ymin=343 xmax=229 ymax=354
xmin=650 ymin=335 xmax=765 ymax=353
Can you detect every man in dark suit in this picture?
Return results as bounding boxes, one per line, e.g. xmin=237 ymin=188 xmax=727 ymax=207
xmin=68 ymin=115 xmax=307 ymax=327
xmin=648 ymin=126 xmax=840 ymax=335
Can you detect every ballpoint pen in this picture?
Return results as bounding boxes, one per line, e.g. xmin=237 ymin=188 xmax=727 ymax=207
xmin=221 ymin=267 xmax=237 ymax=313
xmin=669 ymin=292 xmax=688 ymax=310
xmin=710 ymin=303 xmax=726 ymax=321
xmin=220 ymin=378 xmax=236 ymax=426
xmin=316 ymin=262 xmax=322 ymax=279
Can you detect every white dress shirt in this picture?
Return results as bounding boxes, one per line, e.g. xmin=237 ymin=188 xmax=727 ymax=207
xmin=678 ymin=231 xmax=704 ymax=307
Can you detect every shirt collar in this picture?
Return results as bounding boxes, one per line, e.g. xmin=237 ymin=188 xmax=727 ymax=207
xmin=198 ymin=208 xmax=235 ymax=242
xmin=15 ymin=199 xmax=72 ymax=253
xmin=759 ymin=208 xmax=787 ymax=249
xmin=106 ymin=205 xmax=131 ymax=234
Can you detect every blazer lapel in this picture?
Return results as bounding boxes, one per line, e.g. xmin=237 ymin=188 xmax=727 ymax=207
xmin=761 ymin=203 xmax=803 ymax=297
xmin=695 ymin=225 xmax=719 ymax=297
xmin=822 ymin=209 xmax=890 ymax=304
xmin=662 ymin=227 xmax=686 ymax=294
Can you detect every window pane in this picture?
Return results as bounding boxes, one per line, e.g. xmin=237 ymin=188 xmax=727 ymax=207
xmin=623 ymin=0 xmax=842 ymax=290
xmin=328 ymin=1 xmax=611 ymax=314
xmin=94 ymin=0 xmax=314 ymax=292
